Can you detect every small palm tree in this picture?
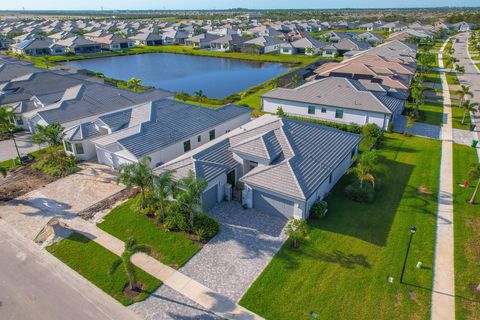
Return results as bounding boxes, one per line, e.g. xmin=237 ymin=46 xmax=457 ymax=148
xmin=121 ymin=238 xmax=150 ymax=291
xmin=460 ymin=100 xmax=479 ymax=125
xmin=455 ymin=64 xmax=465 ymax=74
xmin=286 ymin=218 xmax=309 ymax=248
xmin=152 ymin=170 xmax=175 ymax=224
xmin=117 ymin=157 xmax=153 ymax=209
xmin=194 ymin=90 xmax=205 ymax=101
xmin=411 ymin=83 xmax=426 ymax=117
xmin=127 ymin=77 xmax=142 ymax=92
xmin=177 ymin=171 xmax=208 ymax=228
xmin=467 ymin=163 xmax=480 ymax=204
xmin=457 ymin=85 xmax=473 ymax=102
xmin=291 ymin=74 xmax=302 ymax=87
xmin=32 ymin=123 xmax=65 ymax=156
xmin=348 ymin=150 xmax=380 ymax=189
xmin=0 ymin=105 xmax=14 ymax=136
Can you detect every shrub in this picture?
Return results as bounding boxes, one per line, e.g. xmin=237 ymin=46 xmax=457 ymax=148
xmin=193 ymin=213 xmax=219 ymax=242
xmin=387 ymin=121 xmax=394 ymax=133
xmin=131 ymin=195 xmax=159 ymax=216
xmin=164 ymin=211 xmax=190 ymax=231
xmin=32 ymin=153 xmax=80 ymax=177
xmin=310 ymin=201 xmax=328 ymax=219
xmin=344 ymin=182 xmax=375 ymax=203
xmin=276 ymin=107 xmax=286 ymax=117
xmin=362 ymin=123 xmax=382 ymax=139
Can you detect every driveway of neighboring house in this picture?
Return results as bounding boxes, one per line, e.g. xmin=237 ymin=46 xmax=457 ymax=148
xmin=0 ymin=132 xmax=45 ymax=162
xmin=131 ymin=202 xmax=288 ymax=320
xmin=0 ymin=162 xmax=124 ymax=240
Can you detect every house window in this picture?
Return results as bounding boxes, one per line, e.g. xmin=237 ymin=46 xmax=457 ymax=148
xmin=321 ymin=107 xmax=327 ymax=113
xmin=209 ymin=129 xmax=215 ymax=141
xmin=15 ymin=116 xmax=24 ymax=125
xmin=75 ymin=143 xmax=84 ymax=155
xmin=335 ymin=109 xmax=344 ymax=119
xmin=197 ymin=135 xmax=201 ymax=142
xmin=226 ymin=129 xmax=230 ymax=133
xmin=64 ymin=141 xmax=73 ymax=153
xmin=183 ymin=140 xmax=191 ymax=152
xmin=329 ymin=173 xmax=333 ymax=184
xmin=308 ymin=105 xmax=315 ymax=115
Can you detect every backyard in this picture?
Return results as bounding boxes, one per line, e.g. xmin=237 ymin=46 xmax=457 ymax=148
xmin=452 ymin=143 xmax=480 ymax=320
xmin=240 ymin=133 xmax=441 ymax=319
xmin=47 ymin=232 xmax=161 ymax=306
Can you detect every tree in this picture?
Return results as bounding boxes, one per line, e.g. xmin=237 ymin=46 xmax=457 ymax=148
xmin=285 ymin=218 xmax=309 ymax=248
xmin=32 ymin=123 xmax=65 ymax=155
xmin=121 ymin=238 xmax=150 ymax=291
xmin=467 ymin=163 xmax=480 ymax=204
xmin=411 ymin=83 xmax=426 ymax=117
xmin=459 ymin=100 xmax=479 ymax=125
xmin=176 ymin=91 xmax=190 ymax=102
xmin=276 ymin=106 xmax=286 ymax=117
xmin=177 ymin=171 xmax=208 ymax=228
xmin=270 ymin=77 xmax=280 ymax=88
xmin=454 ymin=64 xmax=465 ymax=74
xmin=457 ymin=85 xmax=473 ymax=102
xmin=152 ymin=170 xmax=175 ymax=224
xmin=0 ymin=105 xmax=14 ymax=137
xmin=445 ymin=55 xmax=458 ymax=72
xmin=291 ymin=74 xmax=302 ymax=87
xmin=117 ymin=157 xmax=153 ymax=209
xmin=40 ymin=56 xmax=50 ymax=69
xmin=305 ymin=47 xmax=314 ymax=55
xmin=194 ymin=90 xmax=205 ymax=101
xmin=0 ymin=167 xmax=7 ymax=178
xmin=348 ymin=150 xmax=380 ymax=189
xmin=127 ymin=77 xmax=142 ymax=92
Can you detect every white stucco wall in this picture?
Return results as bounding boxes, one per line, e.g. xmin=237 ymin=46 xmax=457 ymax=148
xmin=262 ymin=97 xmax=388 ymax=129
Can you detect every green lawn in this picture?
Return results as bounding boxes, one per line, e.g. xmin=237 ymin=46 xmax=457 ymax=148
xmin=240 ymin=134 xmax=441 ymax=320
xmin=47 ymin=232 xmax=161 ymax=305
xmin=417 ymin=102 xmax=444 ymax=126
xmin=97 ymin=196 xmax=201 ymax=268
xmin=423 ymin=71 xmax=441 ymax=84
xmin=446 ymin=72 xmax=460 ymax=86
xmin=452 ymin=144 xmax=480 ymax=320
xmin=0 ymin=145 xmax=60 ymax=171
xmin=452 ymin=105 xmax=471 ymax=131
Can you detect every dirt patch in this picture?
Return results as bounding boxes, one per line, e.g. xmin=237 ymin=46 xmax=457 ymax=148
xmin=417 ymin=185 xmax=432 ymax=196
xmin=0 ymin=164 xmax=57 ymax=201
xmin=123 ymin=282 xmax=145 ymax=299
xmin=408 ymin=290 xmax=419 ymax=304
xmin=77 ymin=188 xmax=138 ymax=221
xmin=394 ymin=292 xmax=403 ymax=307
xmin=464 ymin=218 xmax=480 ymax=262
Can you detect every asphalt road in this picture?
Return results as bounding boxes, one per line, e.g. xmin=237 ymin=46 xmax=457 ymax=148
xmin=0 ymin=220 xmax=141 ymax=320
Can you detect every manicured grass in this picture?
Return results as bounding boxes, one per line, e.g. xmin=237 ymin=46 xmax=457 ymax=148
xmin=452 ymin=144 xmax=480 ymax=320
xmin=237 ymin=85 xmax=274 ymax=116
xmin=452 ymin=105 xmax=472 ymax=131
xmin=423 ymin=71 xmax=441 ymax=84
xmin=416 ymin=102 xmax=444 ymax=126
xmin=47 ymin=232 xmax=161 ymax=306
xmin=97 ymin=196 xmax=201 ymax=268
xmin=240 ymin=134 xmax=441 ymax=320
xmin=446 ymin=72 xmax=460 ymax=86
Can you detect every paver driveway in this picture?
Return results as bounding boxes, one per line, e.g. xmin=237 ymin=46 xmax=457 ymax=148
xmin=0 ymin=162 xmax=124 ymax=240
xmin=131 ymin=202 xmax=288 ymax=320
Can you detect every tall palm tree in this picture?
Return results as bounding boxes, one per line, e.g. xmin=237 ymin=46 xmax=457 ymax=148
xmin=460 ymin=100 xmax=479 ymax=125
xmin=121 ymin=238 xmax=150 ymax=291
xmin=411 ymin=82 xmax=426 ymax=117
xmin=457 ymin=85 xmax=473 ymax=102
xmin=0 ymin=105 xmax=14 ymax=136
xmin=152 ymin=170 xmax=175 ymax=224
xmin=177 ymin=171 xmax=208 ymax=228
xmin=348 ymin=150 xmax=380 ymax=189
xmin=467 ymin=163 xmax=480 ymax=204
xmin=117 ymin=157 xmax=153 ymax=209
xmin=127 ymin=77 xmax=142 ymax=92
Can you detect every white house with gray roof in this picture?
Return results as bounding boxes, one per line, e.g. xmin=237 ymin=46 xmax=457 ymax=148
xmin=261 ymin=77 xmax=404 ymax=130
xmin=156 ymin=115 xmax=362 ymax=218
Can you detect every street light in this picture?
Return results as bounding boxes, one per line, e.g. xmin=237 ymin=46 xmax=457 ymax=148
xmin=400 ymin=226 xmax=416 ymax=284
xmin=8 ymin=128 xmax=22 ymax=164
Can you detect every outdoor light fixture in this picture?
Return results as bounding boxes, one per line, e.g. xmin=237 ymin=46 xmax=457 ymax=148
xmin=9 ymin=128 xmax=22 ymax=164
xmin=410 ymin=226 xmax=417 ymax=234
xmin=400 ymin=226 xmax=417 ymax=283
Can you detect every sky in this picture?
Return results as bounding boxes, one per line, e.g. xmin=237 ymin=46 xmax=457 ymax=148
xmin=1 ymin=0 xmax=479 ymax=11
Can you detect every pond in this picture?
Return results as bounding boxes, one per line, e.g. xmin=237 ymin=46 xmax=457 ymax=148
xmin=62 ymin=53 xmax=291 ymax=99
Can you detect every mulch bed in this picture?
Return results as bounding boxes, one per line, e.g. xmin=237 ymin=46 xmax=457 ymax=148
xmin=0 ymin=164 xmax=57 ymax=201
xmin=77 ymin=188 xmax=139 ymax=220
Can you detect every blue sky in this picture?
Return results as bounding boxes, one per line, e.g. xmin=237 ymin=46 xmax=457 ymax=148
xmin=2 ymin=0 xmax=478 ymax=10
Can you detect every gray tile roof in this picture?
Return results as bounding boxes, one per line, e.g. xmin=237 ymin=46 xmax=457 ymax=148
xmin=118 ymin=100 xmax=251 ymax=158
xmin=262 ymin=77 xmax=393 ymax=114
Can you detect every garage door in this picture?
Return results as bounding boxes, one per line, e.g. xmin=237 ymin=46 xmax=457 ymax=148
xmin=253 ymin=190 xmax=294 ymax=218
xmin=202 ymin=185 xmax=218 ymax=210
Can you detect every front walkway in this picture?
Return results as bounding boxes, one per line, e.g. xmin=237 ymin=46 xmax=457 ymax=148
xmin=131 ymin=202 xmax=288 ymax=319
xmin=65 ymin=214 xmax=265 ymax=320
xmin=0 ymin=162 xmax=124 ymax=240
xmin=431 ymin=39 xmax=455 ymax=320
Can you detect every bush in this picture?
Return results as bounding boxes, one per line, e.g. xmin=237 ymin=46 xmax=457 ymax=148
xmin=131 ymin=195 xmax=159 ymax=216
xmin=310 ymin=201 xmax=328 ymax=219
xmin=164 ymin=211 xmax=190 ymax=231
xmin=362 ymin=123 xmax=382 ymax=139
xmin=32 ymin=153 xmax=80 ymax=177
xmin=387 ymin=121 xmax=394 ymax=133
xmin=344 ymin=182 xmax=375 ymax=203
xmin=193 ymin=213 xmax=219 ymax=242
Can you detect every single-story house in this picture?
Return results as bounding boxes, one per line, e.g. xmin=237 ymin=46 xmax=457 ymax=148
xmin=241 ymin=36 xmax=284 ymax=54
xmin=290 ymin=36 xmax=327 ymax=55
xmin=155 ymin=114 xmax=363 ymax=219
xmin=10 ymin=38 xmax=65 ymax=56
xmin=261 ymin=77 xmax=405 ymax=130
xmin=356 ymin=32 xmax=384 ymax=44
xmin=129 ymin=32 xmax=163 ymax=46
xmin=210 ymin=34 xmax=247 ymax=52
xmin=56 ymin=36 xmax=102 ymax=54
xmin=185 ymin=33 xmax=222 ymax=48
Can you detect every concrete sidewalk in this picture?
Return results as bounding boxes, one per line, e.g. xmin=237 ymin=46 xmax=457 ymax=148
xmin=66 ymin=218 xmax=263 ymax=320
xmin=430 ymin=39 xmax=455 ymax=320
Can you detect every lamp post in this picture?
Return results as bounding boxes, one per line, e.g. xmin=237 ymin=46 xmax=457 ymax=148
xmin=8 ymin=128 xmax=22 ymax=164
xmin=400 ymin=226 xmax=416 ymax=284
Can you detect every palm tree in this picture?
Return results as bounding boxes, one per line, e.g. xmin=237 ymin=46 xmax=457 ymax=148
xmin=457 ymin=85 xmax=473 ymax=102
xmin=32 ymin=123 xmax=65 ymax=156
xmin=291 ymin=74 xmax=302 ymax=87
xmin=445 ymin=55 xmax=459 ymax=72
xmin=127 ymin=77 xmax=142 ymax=92
xmin=152 ymin=170 xmax=175 ymax=224
xmin=177 ymin=171 xmax=208 ymax=228
xmin=121 ymin=238 xmax=150 ymax=291
xmin=460 ymin=100 xmax=479 ymax=125
xmin=194 ymin=90 xmax=205 ymax=101
xmin=0 ymin=105 xmax=14 ymax=136
xmin=467 ymin=163 xmax=480 ymax=204
xmin=411 ymin=83 xmax=426 ymax=117
xmin=348 ymin=150 xmax=380 ymax=189
xmin=455 ymin=64 xmax=465 ymax=74
xmin=117 ymin=157 xmax=153 ymax=209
